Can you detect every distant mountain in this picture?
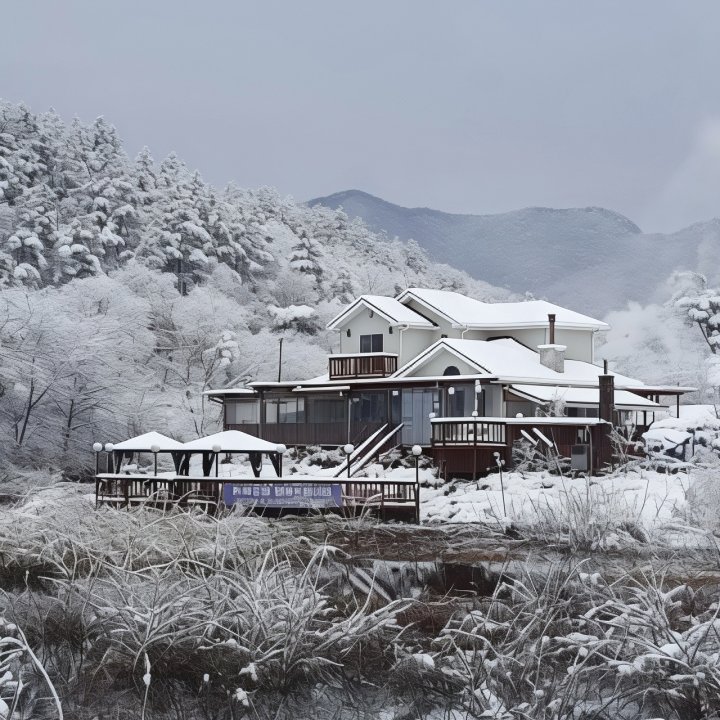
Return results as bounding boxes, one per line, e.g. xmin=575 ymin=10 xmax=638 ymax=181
xmin=308 ymin=190 xmax=720 ymax=315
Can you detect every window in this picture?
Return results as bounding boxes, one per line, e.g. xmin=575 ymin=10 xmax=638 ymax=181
xmin=265 ymin=397 xmax=304 ymax=424
xmin=225 ymin=401 xmax=259 ymax=425
xmin=351 ymin=392 xmax=388 ymax=423
xmin=360 ymin=334 xmax=383 ymax=353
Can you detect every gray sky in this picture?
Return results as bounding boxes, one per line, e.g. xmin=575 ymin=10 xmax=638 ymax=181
xmin=3 ymin=1 xmax=720 ymax=233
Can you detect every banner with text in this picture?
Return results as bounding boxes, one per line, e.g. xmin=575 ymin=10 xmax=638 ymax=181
xmin=223 ymin=482 xmax=343 ymax=508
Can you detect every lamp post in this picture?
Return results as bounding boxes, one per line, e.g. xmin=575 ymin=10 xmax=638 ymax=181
xmin=275 ymin=444 xmax=287 ymax=477
xmin=150 ymin=444 xmax=160 ymax=477
xmin=493 ymin=451 xmax=507 ymax=518
xmin=93 ymin=442 xmax=103 ymax=509
xmin=411 ymin=444 xmax=422 ymax=524
xmin=93 ymin=442 xmax=102 ymax=475
xmin=471 ymin=411 xmax=479 ymax=483
xmin=212 ymin=444 xmax=222 ymax=478
xmin=343 ymin=443 xmax=355 ymax=479
xmin=342 ymin=443 xmax=355 ymax=513
xmin=104 ymin=443 xmax=114 ymax=473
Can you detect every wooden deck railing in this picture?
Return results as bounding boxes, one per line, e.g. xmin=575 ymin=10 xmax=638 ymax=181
xmin=328 ymin=353 xmax=398 ymax=379
xmin=431 ymin=419 xmax=507 ymax=446
xmin=94 ymin=474 xmax=420 ymax=522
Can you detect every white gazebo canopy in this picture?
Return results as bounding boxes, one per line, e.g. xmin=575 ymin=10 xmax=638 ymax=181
xmin=180 ymin=430 xmax=280 ymax=454
xmin=112 ymin=431 xmax=185 ymax=452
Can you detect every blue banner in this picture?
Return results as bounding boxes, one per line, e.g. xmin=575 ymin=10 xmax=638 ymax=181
xmin=223 ymin=482 xmax=343 ymax=508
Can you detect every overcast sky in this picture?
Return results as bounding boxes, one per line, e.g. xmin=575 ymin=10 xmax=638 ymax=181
xmin=3 ymin=1 xmax=720 ymax=232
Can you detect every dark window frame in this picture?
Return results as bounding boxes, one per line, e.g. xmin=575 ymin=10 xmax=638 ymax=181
xmin=360 ymin=333 xmax=384 ymax=353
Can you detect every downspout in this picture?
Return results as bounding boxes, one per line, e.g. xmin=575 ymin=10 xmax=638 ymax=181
xmin=461 ymin=325 xmax=470 ymax=339
xmin=398 ymin=324 xmax=409 ymax=365
xmin=591 ymin=328 xmax=598 ymax=364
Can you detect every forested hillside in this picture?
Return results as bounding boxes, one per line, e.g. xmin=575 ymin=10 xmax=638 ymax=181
xmin=0 ymin=101 xmax=511 ymax=472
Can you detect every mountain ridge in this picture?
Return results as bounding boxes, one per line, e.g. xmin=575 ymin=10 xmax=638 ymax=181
xmin=308 ymin=189 xmax=720 ymax=315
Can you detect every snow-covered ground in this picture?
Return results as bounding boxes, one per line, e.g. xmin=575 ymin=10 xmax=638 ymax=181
xmin=419 ymin=466 xmax=689 ymax=528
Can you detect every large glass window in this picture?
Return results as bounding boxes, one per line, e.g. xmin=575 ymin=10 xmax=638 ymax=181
xmin=265 ymin=397 xmax=305 ymax=424
xmin=360 ymin=334 xmax=383 ymax=353
xmin=307 ymin=396 xmax=347 ymax=424
xmin=225 ymin=400 xmax=259 ymax=425
xmin=351 ymin=391 xmax=388 ymax=423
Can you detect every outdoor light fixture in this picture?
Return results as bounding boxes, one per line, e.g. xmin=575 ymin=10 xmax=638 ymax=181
xmin=104 ymin=443 xmax=114 ymax=452
xmin=493 ymin=451 xmax=507 ymax=516
xmin=411 ymin=445 xmax=422 ymax=523
xmin=150 ymin=443 xmax=161 ymax=477
xmin=343 ymin=443 xmax=355 ymax=480
xmin=392 ymin=390 xmax=399 ymax=396
xmin=516 ymin=412 xmax=524 ymax=418
xmin=448 ymin=387 xmax=455 ymax=395
xmin=346 ymin=329 xmax=351 ymax=337
xmin=93 ymin=442 xmax=103 ymax=475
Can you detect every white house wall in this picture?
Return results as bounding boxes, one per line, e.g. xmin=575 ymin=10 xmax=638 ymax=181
xmin=336 ymin=311 xmax=400 ymax=355
xmin=333 ymin=301 xmax=597 ymax=365
xmin=404 ymin=349 xmax=479 ymax=377
xmin=554 ymin=329 xmax=594 ymax=363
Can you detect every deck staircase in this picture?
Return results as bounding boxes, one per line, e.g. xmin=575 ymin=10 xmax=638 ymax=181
xmin=333 ymin=423 xmax=404 ymax=478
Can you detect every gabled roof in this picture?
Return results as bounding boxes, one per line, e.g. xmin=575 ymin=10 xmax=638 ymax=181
xmin=396 ymin=288 xmax=608 ymax=330
xmin=395 ymin=338 xmax=643 ymax=387
xmin=112 ymin=431 xmax=184 ymax=452
xmin=180 ymin=430 xmax=280 ymax=453
xmin=326 ymin=295 xmax=435 ymax=330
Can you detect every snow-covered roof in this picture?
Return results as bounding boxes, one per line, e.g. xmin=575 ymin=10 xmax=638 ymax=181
xmin=180 ymin=430 xmax=280 ymax=453
xmin=396 ymin=288 xmax=608 ymax=330
xmin=326 ymin=295 xmax=435 ymax=330
xmin=202 ymin=388 xmax=256 ymax=397
xmin=396 ymin=338 xmax=643 ymax=387
xmin=509 ymin=384 xmax=665 ymax=410
xmin=112 ymin=431 xmax=185 ymax=452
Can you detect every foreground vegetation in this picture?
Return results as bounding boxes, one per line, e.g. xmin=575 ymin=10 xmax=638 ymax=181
xmin=0 ymin=481 xmax=717 ymax=719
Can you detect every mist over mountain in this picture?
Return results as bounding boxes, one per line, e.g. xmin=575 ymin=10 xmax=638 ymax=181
xmin=309 ymin=190 xmax=720 ymax=315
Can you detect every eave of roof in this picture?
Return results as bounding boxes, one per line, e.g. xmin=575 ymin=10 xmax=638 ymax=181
xmin=326 ymin=295 xmax=434 ymax=330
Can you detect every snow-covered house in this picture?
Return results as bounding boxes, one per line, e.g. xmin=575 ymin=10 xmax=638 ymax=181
xmin=207 ymin=289 xmax=692 ymax=475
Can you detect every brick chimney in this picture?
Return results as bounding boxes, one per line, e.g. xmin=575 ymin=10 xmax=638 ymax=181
xmin=598 ymin=372 xmax=614 ymax=424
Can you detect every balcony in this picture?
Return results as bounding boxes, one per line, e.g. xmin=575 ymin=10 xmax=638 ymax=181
xmin=328 ymin=353 xmax=398 ymax=380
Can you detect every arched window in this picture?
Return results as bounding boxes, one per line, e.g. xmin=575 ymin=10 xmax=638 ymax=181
xmin=443 ymin=365 xmax=461 ymax=376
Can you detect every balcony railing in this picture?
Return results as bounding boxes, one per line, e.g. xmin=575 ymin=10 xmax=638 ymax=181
xmin=328 ymin=353 xmax=398 ymax=380
xmin=431 ymin=418 xmax=507 ymax=446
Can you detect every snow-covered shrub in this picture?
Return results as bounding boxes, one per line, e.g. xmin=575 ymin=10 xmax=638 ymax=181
xmin=523 ymin=481 xmax=650 ymax=551
xmin=435 ymin=563 xmax=720 ymax=720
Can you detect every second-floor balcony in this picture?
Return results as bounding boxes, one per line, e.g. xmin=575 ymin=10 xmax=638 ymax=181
xmin=328 ymin=352 xmax=398 ymax=380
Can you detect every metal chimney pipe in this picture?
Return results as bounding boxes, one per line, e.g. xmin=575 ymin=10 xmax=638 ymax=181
xmin=603 ymin=359 xmax=608 ymax=374
xmin=548 ymin=314 xmax=556 ymax=345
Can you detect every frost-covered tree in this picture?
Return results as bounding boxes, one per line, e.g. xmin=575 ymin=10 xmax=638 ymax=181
xmin=289 ymin=231 xmax=323 ymax=284
xmin=672 ymin=271 xmax=720 ymax=355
